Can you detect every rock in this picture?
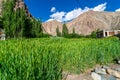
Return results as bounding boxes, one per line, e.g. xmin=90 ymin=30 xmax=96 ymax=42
xmin=115 ymin=68 xmax=120 ymax=72
xmin=107 ymin=68 xmax=120 ymax=78
xmin=109 ymin=75 xmax=116 ymax=80
xmin=91 ymin=72 xmax=101 ymax=80
xmin=100 ymin=75 xmax=107 ymax=80
xmin=95 ymin=68 xmax=106 ymax=75
xmin=102 ymin=65 xmax=110 ymax=69
xmin=118 ymin=60 xmax=120 ymax=64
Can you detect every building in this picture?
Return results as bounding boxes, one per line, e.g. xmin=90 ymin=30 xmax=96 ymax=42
xmin=97 ymin=29 xmax=120 ymax=38
xmin=0 ymin=28 xmax=5 ymax=40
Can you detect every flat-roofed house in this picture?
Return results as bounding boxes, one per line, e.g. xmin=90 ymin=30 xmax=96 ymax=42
xmin=97 ymin=29 xmax=120 ymax=38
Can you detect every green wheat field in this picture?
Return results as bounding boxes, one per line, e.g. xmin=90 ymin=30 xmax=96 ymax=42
xmin=0 ymin=37 xmax=120 ymax=80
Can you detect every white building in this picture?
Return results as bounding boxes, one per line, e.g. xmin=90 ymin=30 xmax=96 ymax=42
xmin=97 ymin=29 xmax=120 ymax=38
xmin=0 ymin=29 xmax=5 ymax=40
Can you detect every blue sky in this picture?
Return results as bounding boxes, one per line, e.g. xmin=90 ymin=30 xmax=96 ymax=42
xmin=24 ymin=0 xmax=120 ymax=22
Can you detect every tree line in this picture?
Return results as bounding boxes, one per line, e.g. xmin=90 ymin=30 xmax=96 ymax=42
xmin=1 ymin=0 xmax=49 ymax=39
xmin=56 ymin=23 xmax=98 ymax=38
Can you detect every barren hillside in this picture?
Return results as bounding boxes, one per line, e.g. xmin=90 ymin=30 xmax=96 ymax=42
xmin=43 ymin=10 xmax=120 ymax=36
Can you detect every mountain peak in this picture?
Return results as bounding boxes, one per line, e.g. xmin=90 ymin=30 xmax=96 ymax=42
xmin=43 ymin=11 xmax=120 ymax=36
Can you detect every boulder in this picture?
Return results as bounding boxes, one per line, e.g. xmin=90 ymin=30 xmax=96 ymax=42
xmin=118 ymin=60 xmax=120 ymax=64
xmin=95 ymin=68 xmax=106 ymax=75
xmin=107 ymin=68 xmax=120 ymax=78
xmin=91 ymin=72 xmax=101 ymax=80
xmin=115 ymin=68 xmax=120 ymax=72
xmin=102 ymin=65 xmax=110 ymax=69
xmin=109 ymin=75 xmax=117 ymax=80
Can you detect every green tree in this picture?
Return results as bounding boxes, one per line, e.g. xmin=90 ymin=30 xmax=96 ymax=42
xmin=2 ymin=0 xmax=44 ymax=39
xmin=31 ymin=18 xmax=43 ymax=37
xmin=0 ymin=17 xmax=3 ymax=29
xmin=72 ymin=28 xmax=75 ymax=34
xmin=62 ymin=24 xmax=68 ymax=37
xmin=56 ymin=26 xmax=61 ymax=37
xmin=2 ymin=0 xmax=15 ymax=38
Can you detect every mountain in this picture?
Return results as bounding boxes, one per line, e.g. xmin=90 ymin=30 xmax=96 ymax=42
xmin=0 ymin=0 xmax=31 ymax=17
xmin=14 ymin=0 xmax=32 ymax=17
xmin=42 ymin=10 xmax=120 ymax=36
xmin=42 ymin=20 xmax=63 ymax=36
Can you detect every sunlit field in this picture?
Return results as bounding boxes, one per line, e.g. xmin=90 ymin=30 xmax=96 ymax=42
xmin=0 ymin=37 xmax=120 ymax=80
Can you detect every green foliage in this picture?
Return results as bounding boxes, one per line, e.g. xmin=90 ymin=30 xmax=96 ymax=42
xmin=0 ymin=39 xmax=62 ymax=80
xmin=39 ymin=33 xmax=51 ymax=38
xmin=0 ymin=17 xmax=3 ymax=29
xmin=31 ymin=18 xmax=43 ymax=38
xmin=2 ymin=0 xmax=44 ymax=39
xmin=62 ymin=24 xmax=68 ymax=37
xmin=0 ymin=37 xmax=120 ymax=77
xmin=86 ymin=31 xmax=97 ymax=38
xmin=86 ymin=29 xmax=100 ymax=38
xmin=56 ymin=26 xmax=61 ymax=37
xmin=66 ymin=33 xmax=85 ymax=38
xmin=90 ymin=31 xmax=97 ymax=38
xmin=72 ymin=28 xmax=75 ymax=34
xmin=65 ymin=28 xmax=85 ymax=38
xmin=2 ymin=0 xmax=15 ymax=38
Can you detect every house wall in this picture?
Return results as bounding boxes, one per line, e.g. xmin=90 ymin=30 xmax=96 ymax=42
xmin=97 ymin=30 xmax=120 ymax=38
xmin=109 ymin=32 xmax=115 ymax=36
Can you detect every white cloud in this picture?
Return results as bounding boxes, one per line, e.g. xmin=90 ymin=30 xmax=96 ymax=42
xmin=93 ymin=3 xmax=107 ymax=11
xmin=47 ymin=2 xmax=107 ymax=22
xmin=64 ymin=8 xmax=82 ymax=21
xmin=46 ymin=19 xmax=54 ymax=22
xmin=46 ymin=19 xmax=61 ymax=22
xmin=115 ymin=8 xmax=120 ymax=12
xmin=64 ymin=7 xmax=90 ymax=21
xmin=51 ymin=7 xmax=56 ymax=12
xmin=49 ymin=11 xmax=66 ymax=22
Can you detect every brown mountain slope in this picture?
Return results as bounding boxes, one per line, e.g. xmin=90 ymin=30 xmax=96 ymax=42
xmin=67 ymin=10 xmax=120 ymax=35
xmin=42 ymin=10 xmax=120 ymax=36
xmin=42 ymin=20 xmax=63 ymax=36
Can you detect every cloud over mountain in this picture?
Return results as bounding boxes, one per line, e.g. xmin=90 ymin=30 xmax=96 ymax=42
xmin=93 ymin=3 xmax=107 ymax=11
xmin=115 ymin=8 xmax=120 ymax=12
xmin=47 ymin=2 xmax=107 ymax=22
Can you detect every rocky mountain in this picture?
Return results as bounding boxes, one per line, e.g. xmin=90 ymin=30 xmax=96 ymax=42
xmin=0 ymin=0 xmax=31 ymax=17
xmin=14 ymin=0 xmax=31 ymax=17
xmin=42 ymin=20 xmax=63 ymax=36
xmin=42 ymin=10 xmax=120 ymax=36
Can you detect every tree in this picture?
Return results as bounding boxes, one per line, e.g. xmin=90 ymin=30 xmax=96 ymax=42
xmin=0 ymin=17 xmax=3 ymax=29
xmin=56 ymin=26 xmax=61 ymax=37
xmin=2 ymin=0 xmax=44 ymax=38
xmin=72 ymin=28 xmax=75 ymax=34
xmin=2 ymin=0 xmax=15 ymax=37
xmin=62 ymin=24 xmax=68 ymax=37
xmin=31 ymin=18 xmax=43 ymax=37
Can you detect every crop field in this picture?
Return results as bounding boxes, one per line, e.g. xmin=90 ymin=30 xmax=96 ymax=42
xmin=0 ymin=37 xmax=120 ymax=80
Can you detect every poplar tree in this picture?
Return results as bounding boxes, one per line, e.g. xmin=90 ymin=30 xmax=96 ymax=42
xmin=56 ymin=26 xmax=61 ymax=37
xmin=62 ymin=24 xmax=68 ymax=37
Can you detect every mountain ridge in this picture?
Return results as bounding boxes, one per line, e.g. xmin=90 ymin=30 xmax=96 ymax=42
xmin=42 ymin=10 xmax=120 ymax=36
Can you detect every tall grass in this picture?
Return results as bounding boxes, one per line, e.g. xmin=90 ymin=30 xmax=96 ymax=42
xmin=0 ymin=37 xmax=120 ymax=79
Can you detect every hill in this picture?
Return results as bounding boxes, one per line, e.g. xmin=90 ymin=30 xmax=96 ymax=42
xmin=42 ymin=10 xmax=120 ymax=36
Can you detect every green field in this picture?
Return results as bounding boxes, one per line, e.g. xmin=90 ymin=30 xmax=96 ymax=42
xmin=0 ymin=37 xmax=120 ymax=80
